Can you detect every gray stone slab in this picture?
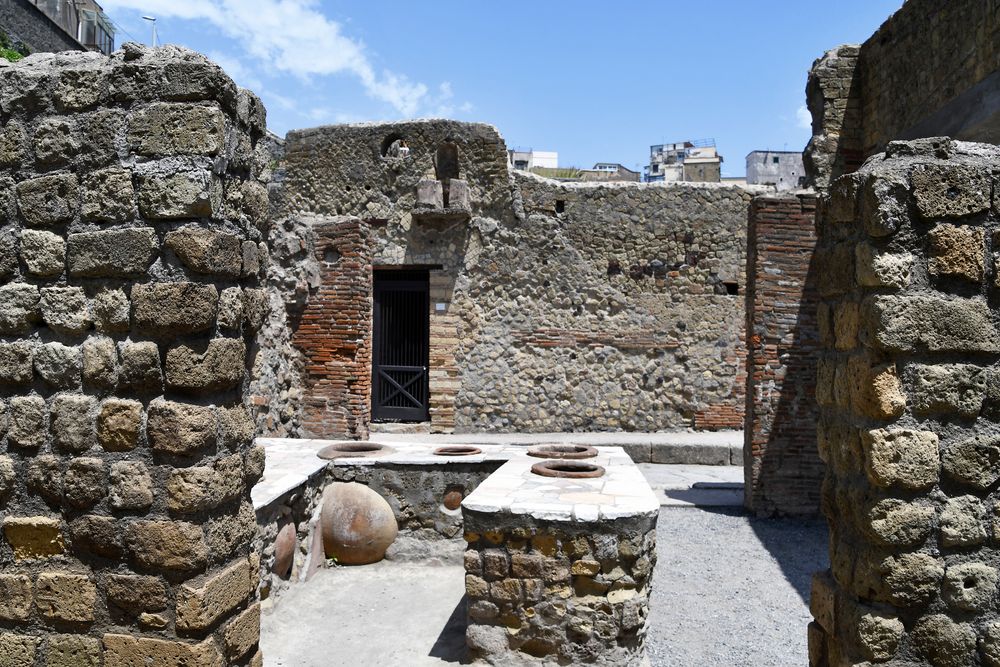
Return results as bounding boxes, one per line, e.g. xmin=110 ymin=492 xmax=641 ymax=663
xmin=651 ymin=442 xmax=730 ymax=465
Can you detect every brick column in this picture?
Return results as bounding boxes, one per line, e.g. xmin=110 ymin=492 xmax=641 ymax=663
xmin=811 ymin=138 xmax=1000 ymax=665
xmin=744 ymin=193 xmax=823 ymax=515
xmin=0 ymin=45 xmax=268 ymax=665
xmin=292 ymin=217 xmax=372 ymax=439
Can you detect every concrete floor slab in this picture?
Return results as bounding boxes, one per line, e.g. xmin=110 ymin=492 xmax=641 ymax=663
xmin=261 ymin=561 xmax=468 ymax=666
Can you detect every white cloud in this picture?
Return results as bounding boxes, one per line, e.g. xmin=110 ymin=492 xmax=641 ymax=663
xmin=796 ymin=105 xmax=812 ymax=130
xmin=101 ymin=0 xmax=439 ymax=116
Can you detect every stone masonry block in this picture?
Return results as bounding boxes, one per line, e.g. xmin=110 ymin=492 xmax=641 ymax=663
xmin=942 ymin=562 xmax=997 ymax=612
xmin=928 ymin=223 xmax=985 ymax=282
xmin=62 ymin=457 xmax=106 ymax=509
xmin=855 ymin=242 xmax=911 ymax=289
xmin=34 ymin=117 xmax=78 ymax=167
xmin=224 ymin=602 xmax=260 ymax=661
xmin=82 ymin=167 xmax=136 ymax=223
xmin=120 ymin=341 xmax=162 ymax=391
xmin=167 ymin=466 xmax=221 ymax=514
xmin=862 ymin=294 xmax=1000 ymax=353
xmin=128 ymin=102 xmax=225 ymax=157
xmin=125 ymin=520 xmax=208 ymax=573
xmin=0 ymin=633 xmax=37 ymax=667
xmin=217 ymin=287 xmax=243 ymax=330
xmin=15 ymin=173 xmax=78 ymax=226
xmin=105 ymin=575 xmax=167 ymax=614
xmin=0 ymin=121 xmax=27 ymax=168
xmin=940 ymin=495 xmax=987 ymax=548
xmin=92 ymin=288 xmax=130 ymax=333
xmin=0 ymin=342 xmax=33 ymax=386
xmin=861 ymin=428 xmax=939 ymax=491
xmin=34 ymin=342 xmax=81 ymax=389
xmin=912 ymin=163 xmax=992 ymax=219
xmin=0 ymin=284 xmax=40 ymax=334
xmin=46 ymin=635 xmax=102 ymax=667
xmin=40 ymin=286 xmax=91 ymax=335
xmin=0 ymin=228 xmax=16 ymax=278
xmin=67 ymin=227 xmax=158 ymax=277
xmin=942 ymin=436 xmax=1000 ymax=491
xmin=175 ymin=557 xmax=252 ymax=632
xmin=147 ymin=399 xmax=217 ymax=455
xmin=26 ymin=455 xmax=62 ymax=505
xmin=165 ymin=226 xmax=243 ymax=277
xmin=137 ymin=170 xmax=221 ymax=219
xmin=36 ymin=573 xmax=96 ymax=623
xmin=165 ymin=338 xmax=246 ymax=392
xmin=863 ymin=499 xmax=935 ymax=547
xmin=416 ymin=179 xmax=443 ymax=208
xmin=109 ymin=461 xmax=154 ymax=511
xmin=50 ymin=393 xmax=96 ymax=453
xmin=862 ymin=173 xmax=908 ymax=238
xmin=83 ymin=335 xmax=119 ymax=391
xmin=9 ymin=396 xmax=45 ymax=449
xmin=909 ymin=363 xmax=985 ymax=418
xmin=98 ymin=398 xmax=142 ymax=452
xmin=101 ymin=635 xmax=222 ymax=667
xmin=0 ymin=575 xmax=33 ymax=621
xmin=69 ymin=515 xmax=122 ymax=560
xmin=3 ymin=517 xmax=64 ymax=560
xmin=20 ymin=229 xmax=65 ymax=277
xmin=132 ymin=282 xmax=218 ymax=335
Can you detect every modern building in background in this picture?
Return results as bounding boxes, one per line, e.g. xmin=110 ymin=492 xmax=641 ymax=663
xmin=1 ymin=0 xmax=115 ymax=56
xmin=745 ymin=150 xmax=805 ymax=191
xmin=644 ymin=139 xmax=723 ymax=183
xmin=508 ymin=149 xmax=558 ymax=171
xmin=580 ymin=163 xmax=641 ymax=182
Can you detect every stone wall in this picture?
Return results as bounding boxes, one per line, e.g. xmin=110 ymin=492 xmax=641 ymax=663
xmin=275 ymin=119 xmax=758 ymax=435
xmin=811 ymin=138 xmax=1000 ymax=665
xmin=806 ymin=0 xmax=1000 ymax=188
xmin=803 ymin=45 xmax=862 ymax=190
xmin=744 ymin=193 xmax=823 ymax=516
xmin=464 ymin=511 xmax=657 ymax=666
xmin=0 ymin=46 xmax=269 ymax=665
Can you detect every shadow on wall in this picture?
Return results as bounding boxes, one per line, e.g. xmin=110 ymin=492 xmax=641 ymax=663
xmin=744 ymin=194 xmax=826 ymax=517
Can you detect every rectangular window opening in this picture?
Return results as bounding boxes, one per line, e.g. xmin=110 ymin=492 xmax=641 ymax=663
xmin=555 ymin=200 xmax=565 ymax=214
xmin=724 ymin=282 xmax=739 ymax=296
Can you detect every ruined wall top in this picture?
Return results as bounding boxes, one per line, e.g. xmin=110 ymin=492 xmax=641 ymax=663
xmin=805 ymin=0 xmax=1000 ymax=188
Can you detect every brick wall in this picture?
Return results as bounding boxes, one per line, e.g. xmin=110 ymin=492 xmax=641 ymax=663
xmin=744 ymin=193 xmax=823 ymax=516
xmin=292 ymin=218 xmax=372 ymax=439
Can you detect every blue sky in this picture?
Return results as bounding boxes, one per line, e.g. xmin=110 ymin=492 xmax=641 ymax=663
xmin=100 ymin=0 xmax=903 ymax=176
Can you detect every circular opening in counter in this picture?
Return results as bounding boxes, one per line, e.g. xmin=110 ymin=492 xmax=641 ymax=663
xmin=317 ymin=442 xmax=387 ymax=460
xmin=526 ymin=444 xmax=598 ymax=459
xmin=433 ymin=446 xmax=483 ymax=457
xmin=530 ymin=460 xmax=606 ymax=479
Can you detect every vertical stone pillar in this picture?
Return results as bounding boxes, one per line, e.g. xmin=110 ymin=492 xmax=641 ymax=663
xmin=811 ymin=138 xmax=1000 ymax=666
xmin=0 ymin=45 xmax=269 ymax=665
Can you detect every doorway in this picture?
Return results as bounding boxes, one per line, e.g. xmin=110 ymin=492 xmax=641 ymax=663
xmin=372 ymin=269 xmax=430 ymax=422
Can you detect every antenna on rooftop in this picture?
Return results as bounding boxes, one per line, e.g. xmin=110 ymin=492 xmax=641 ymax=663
xmin=142 ymin=16 xmax=157 ymax=47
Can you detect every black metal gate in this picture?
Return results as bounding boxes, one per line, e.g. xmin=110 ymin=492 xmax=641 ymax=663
xmin=372 ymin=270 xmax=430 ymax=422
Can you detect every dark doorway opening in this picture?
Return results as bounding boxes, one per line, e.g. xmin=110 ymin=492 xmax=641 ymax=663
xmin=372 ymin=269 xmax=430 ymax=422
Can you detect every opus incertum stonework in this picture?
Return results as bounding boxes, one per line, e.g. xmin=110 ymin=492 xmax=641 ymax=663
xmin=3 ymin=0 xmax=1000 ymax=663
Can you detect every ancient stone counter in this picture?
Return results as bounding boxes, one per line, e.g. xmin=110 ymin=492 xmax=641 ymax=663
xmin=0 ymin=45 xmax=270 ymax=665
xmin=811 ymin=138 xmax=1000 ymax=665
xmin=462 ymin=450 xmax=659 ymax=666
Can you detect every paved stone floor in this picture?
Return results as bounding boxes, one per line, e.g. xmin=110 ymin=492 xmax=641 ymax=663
xmin=260 ymin=465 xmax=829 ymax=666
